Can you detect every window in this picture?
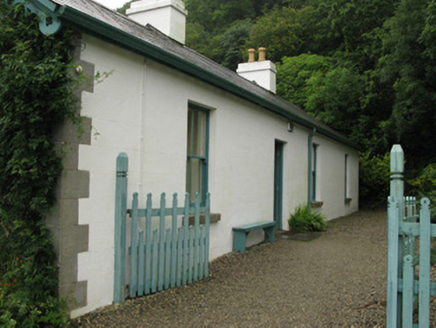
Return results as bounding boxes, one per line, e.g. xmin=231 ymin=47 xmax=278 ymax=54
xmin=186 ymin=105 xmax=209 ymax=204
xmin=312 ymin=144 xmax=318 ymax=201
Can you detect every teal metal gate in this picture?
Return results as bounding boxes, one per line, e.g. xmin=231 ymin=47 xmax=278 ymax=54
xmin=387 ymin=145 xmax=436 ymax=327
xmin=113 ymin=153 xmax=210 ymax=303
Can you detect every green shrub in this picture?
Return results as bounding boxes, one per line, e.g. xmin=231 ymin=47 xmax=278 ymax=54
xmin=0 ymin=219 xmax=68 ymax=328
xmin=408 ymin=163 xmax=436 ymax=221
xmin=408 ymin=163 xmax=436 ymax=194
xmin=288 ymin=204 xmax=327 ymax=232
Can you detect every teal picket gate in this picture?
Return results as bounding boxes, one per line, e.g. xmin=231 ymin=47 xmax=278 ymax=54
xmin=113 ymin=153 xmax=210 ymax=303
xmin=387 ymin=145 xmax=436 ymax=327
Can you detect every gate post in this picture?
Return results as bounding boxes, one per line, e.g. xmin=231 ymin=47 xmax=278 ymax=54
xmin=390 ymin=144 xmax=404 ymax=219
xmin=388 ymin=144 xmax=404 ymax=327
xmin=114 ymin=153 xmax=128 ymax=303
xmin=387 ymin=197 xmax=400 ymax=328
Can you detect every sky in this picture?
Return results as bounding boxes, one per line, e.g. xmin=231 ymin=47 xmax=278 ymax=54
xmin=94 ymin=0 xmax=127 ymax=9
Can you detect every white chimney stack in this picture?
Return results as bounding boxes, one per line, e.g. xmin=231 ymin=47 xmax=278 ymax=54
xmin=237 ymin=47 xmax=277 ymax=93
xmin=127 ymin=0 xmax=188 ymax=44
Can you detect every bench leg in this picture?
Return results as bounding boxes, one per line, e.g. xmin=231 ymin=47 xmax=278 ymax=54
xmin=264 ymin=226 xmax=275 ymax=243
xmin=233 ymin=231 xmax=247 ymax=252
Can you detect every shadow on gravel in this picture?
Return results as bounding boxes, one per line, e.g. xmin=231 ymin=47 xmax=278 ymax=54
xmin=278 ymin=231 xmax=323 ymax=242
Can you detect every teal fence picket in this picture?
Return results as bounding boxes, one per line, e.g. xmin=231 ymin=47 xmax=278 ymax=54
xmin=151 ymin=229 xmax=158 ymax=294
xmin=419 ymin=198 xmax=431 ymax=327
xmin=138 ymin=230 xmax=145 ymax=296
xmin=183 ymin=194 xmax=189 ymax=285
xmin=171 ymin=193 xmax=178 ymax=288
xmin=205 ymin=193 xmax=210 ymax=277
xmin=199 ymin=225 xmax=204 ymax=281
xmin=145 ymin=194 xmax=152 ymax=294
xmin=164 ymin=228 xmax=171 ymax=290
xmin=402 ymin=255 xmax=413 ymax=327
xmin=194 ymin=193 xmax=200 ymax=281
xmin=387 ymin=196 xmax=400 ymax=328
xmin=177 ymin=227 xmax=183 ymax=287
xmin=189 ymin=226 xmax=194 ymax=284
xmin=129 ymin=193 xmax=138 ymax=298
xmin=158 ymin=193 xmax=166 ymax=292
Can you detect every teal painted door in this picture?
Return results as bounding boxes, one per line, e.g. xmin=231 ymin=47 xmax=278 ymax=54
xmin=274 ymin=141 xmax=284 ymax=230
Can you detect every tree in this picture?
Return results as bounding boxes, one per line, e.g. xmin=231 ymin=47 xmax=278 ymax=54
xmin=220 ymin=20 xmax=253 ymax=70
xmin=305 ymin=66 xmax=365 ymax=139
xmin=185 ymin=0 xmax=255 ymax=34
xmin=246 ymin=6 xmax=306 ymax=62
xmin=185 ymin=22 xmax=223 ymax=64
xmin=276 ymin=54 xmax=332 ymax=108
xmin=185 ymin=20 xmax=252 ymax=71
xmin=380 ymin=0 xmax=436 ymax=166
xmin=315 ymin=0 xmax=397 ymax=53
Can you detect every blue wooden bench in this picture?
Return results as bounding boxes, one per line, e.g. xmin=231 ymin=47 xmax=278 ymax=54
xmin=232 ymin=221 xmax=276 ymax=253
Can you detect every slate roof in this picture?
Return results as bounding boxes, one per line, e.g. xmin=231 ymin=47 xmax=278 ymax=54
xmin=48 ymin=0 xmax=355 ymax=148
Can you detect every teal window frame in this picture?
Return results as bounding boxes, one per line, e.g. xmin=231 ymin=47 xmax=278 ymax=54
xmin=186 ymin=104 xmax=209 ymax=205
xmin=312 ymin=144 xmax=318 ymax=201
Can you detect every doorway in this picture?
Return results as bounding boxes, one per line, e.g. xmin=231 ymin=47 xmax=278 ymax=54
xmin=274 ymin=141 xmax=284 ymax=230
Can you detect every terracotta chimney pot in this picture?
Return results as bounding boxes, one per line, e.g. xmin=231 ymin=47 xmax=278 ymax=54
xmin=248 ymin=48 xmax=255 ymax=63
xmin=258 ymin=47 xmax=266 ymax=61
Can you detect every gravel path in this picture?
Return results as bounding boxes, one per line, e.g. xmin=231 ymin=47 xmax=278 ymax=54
xmin=71 ymin=210 xmax=389 ymax=327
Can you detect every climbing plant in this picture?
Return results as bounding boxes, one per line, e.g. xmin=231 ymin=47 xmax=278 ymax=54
xmin=0 ymin=2 xmax=80 ymax=326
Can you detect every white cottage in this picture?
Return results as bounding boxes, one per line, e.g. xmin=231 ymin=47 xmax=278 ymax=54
xmin=25 ymin=0 xmax=358 ymax=317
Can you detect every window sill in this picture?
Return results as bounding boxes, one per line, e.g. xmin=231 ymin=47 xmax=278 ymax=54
xmin=311 ymin=201 xmax=323 ymax=208
xmin=345 ymin=198 xmax=352 ymax=204
xmin=188 ymin=213 xmax=221 ymax=225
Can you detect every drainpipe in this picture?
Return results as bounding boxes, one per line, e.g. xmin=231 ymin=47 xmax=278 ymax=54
xmin=308 ymin=127 xmax=317 ymax=208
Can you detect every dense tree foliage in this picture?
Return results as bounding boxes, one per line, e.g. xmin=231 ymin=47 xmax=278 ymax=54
xmin=246 ymin=6 xmax=306 ymax=63
xmin=380 ymin=0 xmax=436 ymax=167
xmin=276 ymin=54 xmax=332 ymax=108
xmin=183 ymin=0 xmax=290 ymax=64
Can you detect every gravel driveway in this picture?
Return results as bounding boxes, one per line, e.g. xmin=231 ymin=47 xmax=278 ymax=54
xmin=71 ymin=210 xmax=389 ymax=327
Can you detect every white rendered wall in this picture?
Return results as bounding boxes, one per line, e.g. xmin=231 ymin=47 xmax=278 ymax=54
xmin=70 ymin=34 xmax=358 ymax=317
xmin=71 ymin=36 xmax=144 ymax=317
xmin=310 ymin=135 xmax=359 ymax=220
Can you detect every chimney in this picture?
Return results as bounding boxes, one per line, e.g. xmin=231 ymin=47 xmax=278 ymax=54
xmin=126 ymin=0 xmax=188 ymax=44
xmin=237 ymin=48 xmax=276 ymax=93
